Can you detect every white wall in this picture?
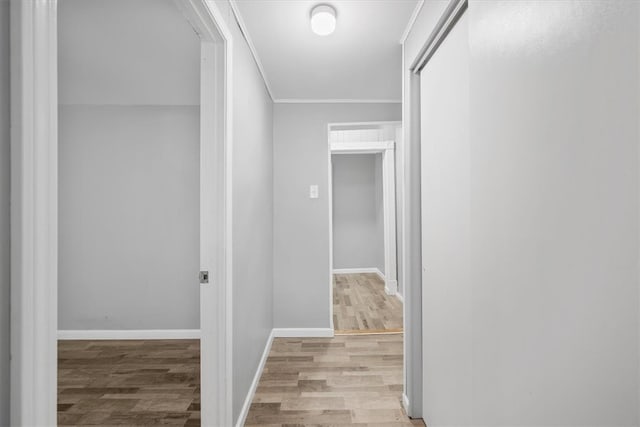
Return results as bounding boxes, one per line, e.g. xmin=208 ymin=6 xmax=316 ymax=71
xmin=332 ymin=153 xmax=384 ymax=272
xmin=58 ymin=106 xmax=200 ymax=330
xmin=469 ymin=2 xmax=638 ymax=424
xmin=58 ymin=0 xmax=201 ymax=331
xmin=0 ymin=0 xmax=10 ymax=423
xmin=58 ymin=0 xmax=199 ymax=106
xmin=273 ymin=103 xmax=401 ymax=328
xmin=411 ymin=1 xmax=640 ymax=425
xmin=211 ymin=2 xmax=275 ymax=423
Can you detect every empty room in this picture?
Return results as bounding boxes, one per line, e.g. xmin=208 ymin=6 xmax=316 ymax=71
xmin=4 ymin=1 xmax=640 ymax=427
xmin=57 ymin=0 xmax=202 ymax=424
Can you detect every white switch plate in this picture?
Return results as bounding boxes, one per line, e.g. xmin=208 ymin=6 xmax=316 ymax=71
xmin=309 ymin=185 xmax=319 ymax=199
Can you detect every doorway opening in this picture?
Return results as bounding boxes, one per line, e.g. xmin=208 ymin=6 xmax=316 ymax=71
xmin=328 ymin=121 xmax=403 ymax=335
xmin=10 ymin=0 xmax=232 ymax=425
xmin=57 ymin=0 xmax=202 ymax=424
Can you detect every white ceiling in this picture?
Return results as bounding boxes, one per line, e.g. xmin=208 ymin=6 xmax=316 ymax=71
xmin=232 ymin=0 xmax=420 ymax=102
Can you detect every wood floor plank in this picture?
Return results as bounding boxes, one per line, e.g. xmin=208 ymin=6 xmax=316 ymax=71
xmin=245 ymin=333 xmax=424 ymax=426
xmin=333 ymin=273 xmax=403 ymax=333
xmin=58 ymin=339 xmax=200 ymax=426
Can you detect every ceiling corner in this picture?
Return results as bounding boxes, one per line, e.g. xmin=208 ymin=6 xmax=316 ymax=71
xmin=228 ymin=0 xmax=276 ymax=101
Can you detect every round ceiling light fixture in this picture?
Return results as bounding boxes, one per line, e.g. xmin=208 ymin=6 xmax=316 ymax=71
xmin=310 ymin=4 xmax=336 ymax=36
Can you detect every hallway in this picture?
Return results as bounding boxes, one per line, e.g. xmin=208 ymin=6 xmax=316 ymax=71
xmin=333 ymin=273 xmax=403 ymax=333
xmin=245 ymin=333 xmax=421 ymax=426
xmin=5 ymin=0 xmax=640 ymax=426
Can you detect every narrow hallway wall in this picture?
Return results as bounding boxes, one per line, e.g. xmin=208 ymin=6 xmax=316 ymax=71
xmin=273 ymin=103 xmax=400 ymax=329
xmin=212 ymin=2 xmax=275 ymax=422
xmin=0 ymin=0 xmax=10 ymax=423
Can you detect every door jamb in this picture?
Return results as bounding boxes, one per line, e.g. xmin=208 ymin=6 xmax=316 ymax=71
xmin=406 ymin=0 xmax=468 ymax=421
xmin=176 ymin=1 xmax=234 ymax=425
xmin=10 ymin=0 xmax=234 ymax=425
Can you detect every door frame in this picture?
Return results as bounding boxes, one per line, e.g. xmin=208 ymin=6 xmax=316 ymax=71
xmin=327 ymin=121 xmax=401 ymax=332
xmin=9 ymin=0 xmax=234 ymax=425
xmin=405 ymin=0 xmax=467 ymax=421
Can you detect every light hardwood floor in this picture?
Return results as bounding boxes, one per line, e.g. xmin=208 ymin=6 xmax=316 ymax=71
xmin=245 ymin=333 xmax=422 ymax=426
xmin=58 ymin=339 xmax=200 ymax=426
xmin=333 ymin=273 xmax=403 ymax=333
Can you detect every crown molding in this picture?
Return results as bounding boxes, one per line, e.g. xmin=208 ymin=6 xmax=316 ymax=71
xmin=274 ymin=98 xmax=402 ymax=104
xmin=400 ymin=0 xmax=425 ymax=44
xmin=228 ymin=0 xmax=275 ymax=101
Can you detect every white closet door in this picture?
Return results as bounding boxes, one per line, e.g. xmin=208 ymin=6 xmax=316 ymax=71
xmin=420 ymin=11 xmax=472 ymax=426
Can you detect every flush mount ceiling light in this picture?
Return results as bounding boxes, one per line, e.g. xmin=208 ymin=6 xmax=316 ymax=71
xmin=310 ymin=4 xmax=337 ymax=36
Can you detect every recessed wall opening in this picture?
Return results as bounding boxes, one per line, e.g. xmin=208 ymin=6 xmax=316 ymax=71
xmin=328 ymin=121 xmax=404 ymax=335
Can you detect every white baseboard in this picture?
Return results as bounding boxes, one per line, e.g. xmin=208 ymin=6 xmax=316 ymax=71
xmin=395 ymin=292 xmax=404 ymax=304
xmin=235 ymin=327 xmax=333 ymax=425
xmin=273 ymin=328 xmax=334 ymax=338
xmin=57 ymin=329 xmax=201 ymax=340
xmin=384 ymin=278 xmax=398 ymax=296
xmin=235 ymin=329 xmax=275 ymax=427
xmin=402 ymin=393 xmax=410 ymax=415
xmin=333 ymin=267 xmax=378 ymax=274
xmin=333 ymin=267 xmax=386 ymax=281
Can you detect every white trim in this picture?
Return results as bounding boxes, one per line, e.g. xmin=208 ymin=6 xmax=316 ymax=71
xmin=401 ymin=40 xmax=409 ymax=418
xmin=400 ymin=0 xmax=425 ymax=44
xmin=394 ymin=125 xmax=407 ymax=308
xmin=228 ymin=0 xmax=275 ymax=101
xmin=410 ymin=0 xmax=468 ymax=73
xmin=382 ymin=146 xmax=398 ymax=296
xmin=10 ymin=0 xmax=58 ymax=424
xmin=328 ymin=134 xmax=335 ymax=332
xmin=385 ymin=280 xmax=399 ymax=296
xmin=273 ymin=328 xmax=335 ymax=338
xmin=402 ymin=393 xmax=411 ymax=415
xmin=57 ymin=330 xmax=201 ymax=340
xmin=330 ymin=140 xmax=395 ymax=154
xmin=235 ymin=330 xmax=275 ymax=427
xmin=328 ymin=120 xmax=402 ymax=128
xmin=333 ymin=267 xmax=381 ymax=275
xmin=275 ymin=98 xmax=402 ymax=104
xmin=191 ymin=1 xmax=235 ymax=426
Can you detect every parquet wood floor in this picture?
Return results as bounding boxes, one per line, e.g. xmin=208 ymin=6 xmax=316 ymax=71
xmin=58 ymin=339 xmax=200 ymax=426
xmin=245 ymin=333 xmax=423 ymax=426
xmin=333 ymin=273 xmax=403 ymax=333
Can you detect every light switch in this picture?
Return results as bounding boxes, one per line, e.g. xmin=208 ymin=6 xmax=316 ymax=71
xmin=309 ymin=185 xmax=319 ymax=199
